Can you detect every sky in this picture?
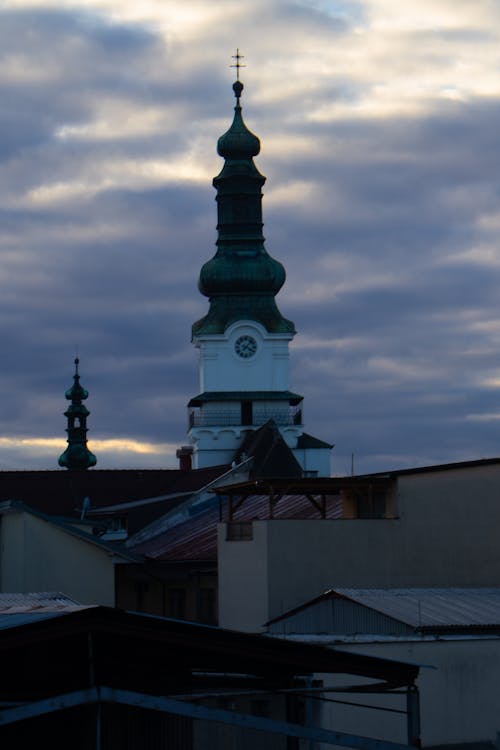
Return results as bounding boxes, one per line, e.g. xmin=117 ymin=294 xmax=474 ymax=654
xmin=2 ymin=0 xmax=500 ymax=475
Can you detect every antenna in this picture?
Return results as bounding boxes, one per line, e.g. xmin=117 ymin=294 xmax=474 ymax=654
xmin=80 ymin=496 xmax=91 ymax=520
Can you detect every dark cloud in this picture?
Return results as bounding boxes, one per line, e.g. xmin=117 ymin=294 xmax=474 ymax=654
xmin=1 ymin=2 xmax=500 ymax=473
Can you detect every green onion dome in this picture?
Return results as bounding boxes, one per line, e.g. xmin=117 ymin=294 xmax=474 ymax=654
xmin=198 ymin=253 xmax=286 ymax=297
xmin=217 ymin=82 xmax=261 ymax=160
xmin=64 ymin=371 xmax=88 ymax=403
xmin=192 ymin=79 xmax=295 ymax=337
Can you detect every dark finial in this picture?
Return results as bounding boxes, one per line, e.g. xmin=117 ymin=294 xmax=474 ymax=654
xmin=74 ymin=357 xmax=79 ymax=375
xmin=233 ymin=80 xmax=244 ymax=101
xmin=230 ymin=49 xmax=245 ymax=81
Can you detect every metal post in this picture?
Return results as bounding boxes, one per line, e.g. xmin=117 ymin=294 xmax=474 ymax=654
xmin=406 ymin=685 xmax=421 ymax=747
xmin=305 ymin=677 xmax=316 ymax=750
xmin=96 ymin=699 xmax=102 ymax=750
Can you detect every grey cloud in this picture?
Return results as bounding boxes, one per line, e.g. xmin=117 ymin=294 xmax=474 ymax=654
xmin=2 ymin=2 xmax=500 ymax=473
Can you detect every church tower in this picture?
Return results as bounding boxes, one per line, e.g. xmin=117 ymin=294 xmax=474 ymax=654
xmin=188 ymin=70 xmax=332 ymax=475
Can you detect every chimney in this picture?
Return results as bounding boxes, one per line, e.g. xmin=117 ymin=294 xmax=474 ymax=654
xmin=176 ymin=445 xmax=193 ymax=471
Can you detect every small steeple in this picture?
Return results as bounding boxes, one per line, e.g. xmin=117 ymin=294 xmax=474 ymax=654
xmin=192 ymin=55 xmax=295 ymax=338
xmin=58 ymin=358 xmax=97 ymax=470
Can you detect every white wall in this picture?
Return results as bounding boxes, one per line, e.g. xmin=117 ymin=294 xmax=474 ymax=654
xmin=329 ymin=637 xmax=500 ymax=746
xmin=195 ymin=321 xmax=293 ymax=393
xmin=0 ymin=511 xmax=116 ymax=605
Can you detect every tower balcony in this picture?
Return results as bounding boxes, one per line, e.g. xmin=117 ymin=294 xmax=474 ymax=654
xmin=189 ymin=405 xmax=302 ymax=429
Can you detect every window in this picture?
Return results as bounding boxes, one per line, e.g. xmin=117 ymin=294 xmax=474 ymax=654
xmin=226 ymin=522 xmax=253 ymax=541
xmin=241 ymin=400 xmax=253 ymax=425
xmin=356 ymin=493 xmax=386 ymax=519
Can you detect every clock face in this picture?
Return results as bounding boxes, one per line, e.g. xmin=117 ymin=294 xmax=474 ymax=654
xmin=234 ymin=335 xmax=258 ymax=359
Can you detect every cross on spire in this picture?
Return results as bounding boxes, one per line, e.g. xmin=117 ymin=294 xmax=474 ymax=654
xmin=230 ymin=49 xmax=245 ymax=81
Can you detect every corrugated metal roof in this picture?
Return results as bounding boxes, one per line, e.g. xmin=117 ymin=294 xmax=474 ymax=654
xmin=132 ymin=493 xmax=343 ymax=561
xmin=0 ymin=592 xmax=91 ymax=617
xmin=269 ymin=588 xmax=500 ymax=631
xmin=335 ymin=588 xmax=500 ymax=628
xmin=0 ymin=591 xmax=80 ymax=610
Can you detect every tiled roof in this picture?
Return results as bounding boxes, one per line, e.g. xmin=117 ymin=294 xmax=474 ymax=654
xmin=132 ymin=492 xmax=343 ymax=561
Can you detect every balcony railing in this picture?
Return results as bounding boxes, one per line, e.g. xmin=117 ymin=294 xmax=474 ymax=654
xmin=189 ymin=407 xmax=302 ymax=429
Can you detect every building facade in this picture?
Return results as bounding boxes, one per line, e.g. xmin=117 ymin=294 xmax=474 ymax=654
xmin=217 ymin=459 xmax=500 ymax=631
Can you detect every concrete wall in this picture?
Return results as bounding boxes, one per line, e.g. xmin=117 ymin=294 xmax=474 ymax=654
xmin=218 ymin=463 xmax=500 ymax=631
xmin=0 ymin=511 xmax=115 ymax=605
xmin=329 ymin=638 xmax=500 ymax=746
xmin=218 ymin=522 xmax=270 ymax=631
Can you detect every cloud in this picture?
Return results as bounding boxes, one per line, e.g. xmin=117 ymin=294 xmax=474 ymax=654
xmin=1 ymin=1 xmax=500 ymax=474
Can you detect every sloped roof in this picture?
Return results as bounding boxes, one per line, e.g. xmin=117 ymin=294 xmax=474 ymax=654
xmin=0 ymin=592 xmax=91 ymax=630
xmin=0 ymin=591 xmax=82 ymax=612
xmin=237 ymin=420 xmax=303 ymax=478
xmin=336 ymin=588 xmax=500 ymax=628
xmin=0 ymin=605 xmax=419 ymax=701
xmin=132 ymin=492 xmax=343 ymax=561
xmin=268 ymin=588 xmax=500 ymax=631
xmin=296 ymin=432 xmax=334 ymax=450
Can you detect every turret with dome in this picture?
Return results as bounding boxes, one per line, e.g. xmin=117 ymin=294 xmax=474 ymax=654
xmin=58 ymin=358 xmax=97 ymax=471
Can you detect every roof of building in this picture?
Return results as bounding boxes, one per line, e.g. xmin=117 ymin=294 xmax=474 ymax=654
xmin=364 ymin=456 xmax=500 ymax=479
xmin=0 ymin=465 xmax=229 ymax=533
xmin=0 ymin=591 xmax=83 ymax=613
xmin=212 ymin=475 xmax=392 ymax=498
xmin=0 ymin=604 xmax=419 ymax=703
xmin=296 ymin=432 xmax=334 ymax=450
xmin=236 ymin=420 xmax=303 ymax=478
xmin=267 ymin=588 xmax=500 ymax=632
xmin=130 ymin=491 xmax=343 ymax=561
